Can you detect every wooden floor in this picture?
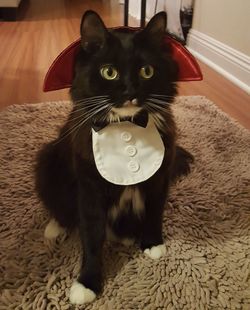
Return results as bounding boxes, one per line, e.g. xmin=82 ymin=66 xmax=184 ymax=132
xmin=0 ymin=0 xmax=249 ymax=129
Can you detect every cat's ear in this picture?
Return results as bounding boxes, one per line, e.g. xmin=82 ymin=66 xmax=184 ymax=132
xmin=142 ymin=11 xmax=167 ymax=45
xmin=80 ymin=10 xmax=108 ymax=53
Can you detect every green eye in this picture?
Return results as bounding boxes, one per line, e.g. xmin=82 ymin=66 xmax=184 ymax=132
xmin=100 ymin=65 xmax=119 ymax=80
xmin=140 ymin=65 xmax=154 ymax=79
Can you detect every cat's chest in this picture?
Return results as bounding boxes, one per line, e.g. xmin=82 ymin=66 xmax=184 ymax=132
xmin=108 ymin=186 xmax=144 ymax=222
xmin=92 ymin=119 xmax=165 ymax=186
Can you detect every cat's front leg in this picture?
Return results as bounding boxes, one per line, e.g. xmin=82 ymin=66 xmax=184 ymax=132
xmin=69 ymin=183 xmax=107 ymax=305
xmin=141 ymin=188 xmax=167 ymax=260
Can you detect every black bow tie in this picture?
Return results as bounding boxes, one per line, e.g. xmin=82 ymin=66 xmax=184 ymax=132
xmin=92 ymin=111 xmax=149 ymax=132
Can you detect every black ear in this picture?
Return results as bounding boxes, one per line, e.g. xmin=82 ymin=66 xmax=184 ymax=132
xmin=80 ymin=10 xmax=108 ymax=53
xmin=142 ymin=11 xmax=167 ymax=46
xmin=145 ymin=11 xmax=167 ymax=36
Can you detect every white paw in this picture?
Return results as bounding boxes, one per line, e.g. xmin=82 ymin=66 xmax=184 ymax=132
xmin=144 ymin=244 xmax=166 ymax=259
xmin=44 ymin=219 xmax=64 ymax=239
xmin=69 ymin=281 xmax=96 ymax=304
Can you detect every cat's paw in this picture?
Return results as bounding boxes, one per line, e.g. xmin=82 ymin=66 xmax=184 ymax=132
xmin=69 ymin=281 xmax=96 ymax=304
xmin=144 ymin=244 xmax=166 ymax=259
xmin=44 ymin=219 xmax=65 ymax=239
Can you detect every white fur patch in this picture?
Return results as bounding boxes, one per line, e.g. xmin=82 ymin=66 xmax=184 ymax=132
xmin=132 ymin=187 xmax=144 ymax=217
xmin=111 ymin=105 xmax=141 ymax=118
xmin=106 ymin=225 xmax=135 ymax=246
xmin=69 ymin=281 xmax=96 ymax=304
xmin=121 ymin=238 xmax=135 ymax=246
xmin=44 ymin=219 xmax=64 ymax=239
xmin=144 ymin=244 xmax=166 ymax=259
xmin=109 ymin=186 xmax=144 ymax=222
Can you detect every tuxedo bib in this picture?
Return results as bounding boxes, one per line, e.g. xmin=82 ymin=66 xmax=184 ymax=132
xmin=92 ymin=118 xmax=165 ymax=185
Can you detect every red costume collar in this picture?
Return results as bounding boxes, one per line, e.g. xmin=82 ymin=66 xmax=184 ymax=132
xmin=43 ymin=27 xmax=202 ymax=92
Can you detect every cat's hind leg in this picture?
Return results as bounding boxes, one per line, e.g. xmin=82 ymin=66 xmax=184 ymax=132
xmin=35 ymin=141 xmax=78 ymax=238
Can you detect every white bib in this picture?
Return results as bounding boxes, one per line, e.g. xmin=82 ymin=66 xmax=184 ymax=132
xmin=92 ymin=119 xmax=165 ymax=185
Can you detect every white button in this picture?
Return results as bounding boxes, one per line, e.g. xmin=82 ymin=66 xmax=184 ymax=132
xmin=128 ymin=160 xmax=140 ymax=172
xmin=121 ymin=131 xmax=132 ymax=142
xmin=125 ymin=145 xmax=137 ymax=157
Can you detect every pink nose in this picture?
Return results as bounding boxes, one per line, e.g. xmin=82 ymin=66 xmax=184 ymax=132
xmin=123 ymin=99 xmax=138 ymax=107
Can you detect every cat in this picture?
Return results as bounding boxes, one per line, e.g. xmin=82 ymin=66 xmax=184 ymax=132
xmin=35 ymin=10 xmax=193 ymax=305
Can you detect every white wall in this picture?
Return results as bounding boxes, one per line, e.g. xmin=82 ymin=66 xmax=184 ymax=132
xmin=127 ymin=0 xmax=250 ymax=92
xmin=188 ymin=0 xmax=250 ymax=93
xmin=192 ymin=0 xmax=250 ymax=56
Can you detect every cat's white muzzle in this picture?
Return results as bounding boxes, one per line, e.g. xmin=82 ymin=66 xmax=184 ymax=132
xmin=111 ymin=99 xmax=141 ymax=118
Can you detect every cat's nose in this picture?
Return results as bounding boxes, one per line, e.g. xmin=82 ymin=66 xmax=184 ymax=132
xmin=122 ymin=86 xmax=137 ymax=101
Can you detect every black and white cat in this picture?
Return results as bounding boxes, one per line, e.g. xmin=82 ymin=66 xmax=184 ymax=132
xmin=35 ymin=10 xmax=193 ymax=305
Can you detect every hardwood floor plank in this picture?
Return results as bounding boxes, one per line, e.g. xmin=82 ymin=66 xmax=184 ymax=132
xmin=0 ymin=0 xmax=249 ymax=129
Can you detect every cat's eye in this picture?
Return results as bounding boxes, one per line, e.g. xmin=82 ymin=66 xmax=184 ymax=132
xmin=100 ymin=65 xmax=119 ymax=80
xmin=139 ymin=65 xmax=154 ymax=79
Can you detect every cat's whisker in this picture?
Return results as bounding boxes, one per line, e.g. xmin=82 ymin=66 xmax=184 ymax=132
xmin=145 ymin=104 xmax=159 ymax=115
xmin=86 ymin=106 xmax=113 ymax=137
xmin=69 ymin=110 xmax=105 ymax=125
xmin=76 ymin=97 xmax=109 ymax=103
xmin=148 ymin=96 xmax=174 ymax=106
xmin=153 ymin=93 xmax=174 ymax=96
xmin=97 ymin=106 xmax=113 ymax=122
xmin=150 ymin=93 xmax=174 ymax=100
xmin=72 ymin=104 xmax=110 ymax=131
xmin=69 ymin=104 xmax=110 ymax=123
xmin=147 ymin=110 xmax=165 ymax=131
xmin=69 ymin=101 xmax=113 ymax=134
xmin=73 ymin=95 xmax=109 ymax=104
xmin=54 ymin=105 xmax=109 ymax=144
xmin=147 ymin=98 xmax=171 ymax=106
xmin=69 ymin=102 xmax=111 ymax=119
xmin=70 ymin=100 xmax=110 ymax=112
xmin=73 ymin=102 xmax=108 ymax=113
xmin=144 ymin=104 xmax=159 ymax=116
xmin=54 ymin=118 xmax=86 ymax=145
xmin=145 ymin=101 xmax=171 ymax=115
xmin=69 ymin=110 xmax=106 ymax=125
xmin=73 ymin=106 xmax=111 ymax=140
xmin=147 ymin=100 xmax=171 ymax=111
xmin=57 ymin=112 xmax=101 ymax=144
xmin=148 ymin=101 xmax=170 ymax=107
xmin=145 ymin=103 xmax=171 ymax=131
xmin=86 ymin=105 xmax=113 ymax=136
xmin=70 ymin=99 xmax=110 ymax=113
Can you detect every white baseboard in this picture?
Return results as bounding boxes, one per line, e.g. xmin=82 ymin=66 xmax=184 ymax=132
xmin=187 ymin=29 xmax=250 ymax=94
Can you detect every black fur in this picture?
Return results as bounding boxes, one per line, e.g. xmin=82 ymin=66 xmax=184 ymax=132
xmin=35 ymin=11 xmax=193 ymax=298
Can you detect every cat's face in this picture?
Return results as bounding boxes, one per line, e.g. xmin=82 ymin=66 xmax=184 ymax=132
xmin=71 ymin=11 xmax=178 ymax=127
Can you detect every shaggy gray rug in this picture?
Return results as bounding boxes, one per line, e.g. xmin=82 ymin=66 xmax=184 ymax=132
xmin=0 ymin=96 xmax=250 ymax=310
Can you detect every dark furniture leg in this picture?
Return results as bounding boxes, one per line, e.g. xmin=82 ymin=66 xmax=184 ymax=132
xmin=140 ymin=0 xmax=146 ymax=28
xmin=124 ymin=0 xmax=147 ymax=28
xmin=1 ymin=7 xmax=18 ymax=21
xmin=124 ymin=0 xmax=129 ymax=26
